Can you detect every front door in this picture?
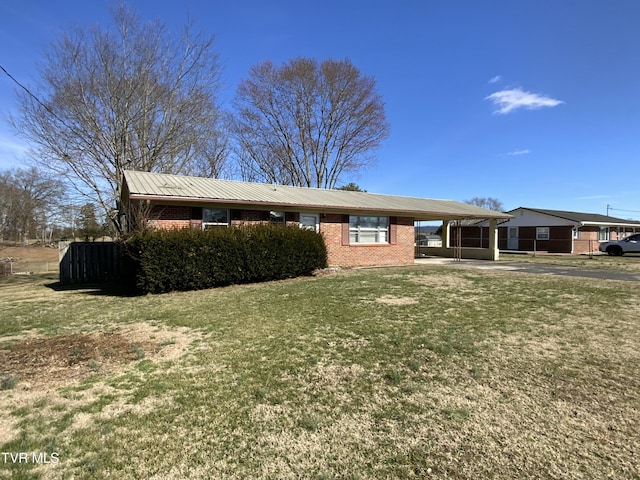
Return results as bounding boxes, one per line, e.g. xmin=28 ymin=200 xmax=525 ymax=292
xmin=507 ymin=227 xmax=519 ymax=250
xmin=300 ymin=213 xmax=319 ymax=232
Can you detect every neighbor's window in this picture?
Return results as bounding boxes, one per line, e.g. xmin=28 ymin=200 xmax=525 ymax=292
xmin=203 ymin=208 xmax=229 ymax=229
xmin=349 ymin=216 xmax=389 ymax=244
xmin=598 ymin=227 xmax=610 ymax=242
xmin=270 ymin=211 xmax=285 ymax=224
xmin=572 ymin=227 xmax=579 ymax=239
xmin=536 ymin=227 xmax=550 ymax=241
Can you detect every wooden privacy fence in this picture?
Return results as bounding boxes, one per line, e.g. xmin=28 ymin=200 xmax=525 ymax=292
xmin=59 ymin=241 xmax=122 ymax=284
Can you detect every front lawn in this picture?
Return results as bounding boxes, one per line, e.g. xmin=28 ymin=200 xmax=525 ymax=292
xmin=1 ymin=267 xmax=638 ymax=479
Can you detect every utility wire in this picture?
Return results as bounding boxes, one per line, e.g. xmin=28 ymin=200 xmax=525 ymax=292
xmin=609 ymin=207 xmax=640 ymax=214
xmin=0 ymin=64 xmax=65 ymax=124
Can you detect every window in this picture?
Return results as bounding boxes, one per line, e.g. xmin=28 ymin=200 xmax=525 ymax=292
xmin=203 ymin=208 xmax=229 ymax=229
xmin=349 ymin=216 xmax=389 ymax=244
xmin=270 ymin=211 xmax=285 ymax=224
xmin=598 ymin=227 xmax=609 ymax=242
xmin=536 ymin=227 xmax=550 ymax=241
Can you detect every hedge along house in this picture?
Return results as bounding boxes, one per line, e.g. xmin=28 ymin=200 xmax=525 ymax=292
xmin=120 ymin=170 xmax=512 ymax=267
xmin=466 ymin=207 xmax=640 ymax=254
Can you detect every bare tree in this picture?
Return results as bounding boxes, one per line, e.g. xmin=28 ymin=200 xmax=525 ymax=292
xmin=0 ymin=167 xmax=66 ymax=243
xmin=232 ymin=57 xmax=389 ymax=188
xmin=10 ymin=4 xmax=227 ymax=235
xmin=465 ymin=197 xmax=504 ymax=211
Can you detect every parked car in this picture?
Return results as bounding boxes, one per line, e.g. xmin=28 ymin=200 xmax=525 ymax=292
xmin=599 ymin=233 xmax=640 ymax=256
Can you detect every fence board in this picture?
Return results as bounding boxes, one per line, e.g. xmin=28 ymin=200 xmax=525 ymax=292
xmin=59 ymin=241 xmax=121 ymax=284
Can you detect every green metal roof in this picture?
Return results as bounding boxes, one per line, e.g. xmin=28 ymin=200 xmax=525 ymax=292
xmin=123 ymin=170 xmax=512 ymax=221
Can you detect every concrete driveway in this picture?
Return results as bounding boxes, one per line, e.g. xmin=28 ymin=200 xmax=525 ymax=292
xmin=414 ymin=257 xmax=640 ymax=282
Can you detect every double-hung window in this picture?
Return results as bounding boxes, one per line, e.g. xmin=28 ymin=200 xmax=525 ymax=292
xmin=349 ymin=216 xmax=389 ymax=244
xmin=598 ymin=227 xmax=609 ymax=242
xmin=536 ymin=227 xmax=550 ymax=241
xmin=203 ymin=208 xmax=229 ymax=229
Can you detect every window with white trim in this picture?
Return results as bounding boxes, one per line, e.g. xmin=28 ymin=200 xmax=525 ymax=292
xmin=598 ymin=227 xmax=609 ymax=242
xmin=203 ymin=208 xmax=229 ymax=229
xmin=349 ymin=216 xmax=389 ymax=244
xmin=536 ymin=227 xmax=550 ymax=241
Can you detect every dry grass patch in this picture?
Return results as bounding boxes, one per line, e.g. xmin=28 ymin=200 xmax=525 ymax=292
xmin=0 ymin=323 xmax=197 ymax=388
xmin=0 ymin=321 xmax=199 ymax=454
xmin=375 ymin=295 xmax=419 ymax=305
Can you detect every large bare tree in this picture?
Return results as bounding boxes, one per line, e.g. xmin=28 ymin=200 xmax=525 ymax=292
xmin=232 ymin=57 xmax=389 ymax=188
xmin=10 ymin=4 xmax=226 ymax=234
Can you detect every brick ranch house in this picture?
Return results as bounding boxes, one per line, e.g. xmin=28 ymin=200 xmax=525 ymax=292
xmin=460 ymin=207 xmax=640 ymax=254
xmin=120 ymin=171 xmax=512 ymax=267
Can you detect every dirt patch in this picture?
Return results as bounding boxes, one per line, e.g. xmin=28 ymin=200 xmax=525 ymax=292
xmin=0 ymin=332 xmax=155 ymax=386
xmin=0 ymin=323 xmax=199 ymax=389
xmin=0 ymin=323 xmax=199 ymax=446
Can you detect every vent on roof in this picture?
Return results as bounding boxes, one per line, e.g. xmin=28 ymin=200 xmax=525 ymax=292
xmin=160 ymin=183 xmax=183 ymax=190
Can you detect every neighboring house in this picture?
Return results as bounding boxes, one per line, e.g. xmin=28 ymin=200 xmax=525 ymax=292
xmin=464 ymin=207 xmax=640 ymax=254
xmin=120 ymin=171 xmax=511 ymax=267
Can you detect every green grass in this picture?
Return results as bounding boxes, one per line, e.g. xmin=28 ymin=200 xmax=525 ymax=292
xmin=501 ymin=252 xmax=640 ymax=272
xmin=0 ymin=267 xmax=639 ymax=479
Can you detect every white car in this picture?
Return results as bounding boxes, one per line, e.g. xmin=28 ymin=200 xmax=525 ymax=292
xmin=599 ymin=233 xmax=640 ymax=256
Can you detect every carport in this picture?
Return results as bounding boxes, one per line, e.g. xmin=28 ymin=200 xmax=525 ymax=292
xmin=415 ymin=216 xmax=511 ymax=261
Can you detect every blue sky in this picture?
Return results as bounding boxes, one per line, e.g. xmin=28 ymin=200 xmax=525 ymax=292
xmin=1 ymin=0 xmax=639 ymax=218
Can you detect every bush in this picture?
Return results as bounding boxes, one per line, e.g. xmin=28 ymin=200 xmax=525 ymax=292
xmin=121 ymin=224 xmax=328 ymax=294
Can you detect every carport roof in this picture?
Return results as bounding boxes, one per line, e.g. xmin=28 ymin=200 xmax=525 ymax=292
xmin=123 ymin=170 xmax=512 ymax=221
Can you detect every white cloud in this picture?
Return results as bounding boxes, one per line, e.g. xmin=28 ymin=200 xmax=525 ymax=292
xmin=488 ymin=75 xmax=502 ymax=84
xmin=485 ymin=88 xmax=564 ymax=114
xmin=506 ymin=149 xmax=531 ymax=156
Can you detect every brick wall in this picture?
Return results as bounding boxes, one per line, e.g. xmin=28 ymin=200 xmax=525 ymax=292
xmin=141 ymin=204 xmax=416 ymax=268
xmin=497 ymin=225 xmax=573 ymax=253
xmin=147 ymin=205 xmax=194 ymax=230
xmin=321 ymin=214 xmax=415 ymax=267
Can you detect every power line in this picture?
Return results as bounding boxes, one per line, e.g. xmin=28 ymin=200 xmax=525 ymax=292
xmin=607 ymin=205 xmax=640 ymax=215
xmin=1 ymin=64 xmax=87 ymax=151
xmin=0 ymin=64 xmax=64 ymax=124
xmin=611 ymin=207 xmax=640 ymax=214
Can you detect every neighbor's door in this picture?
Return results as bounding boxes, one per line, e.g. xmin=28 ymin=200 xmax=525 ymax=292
xmin=507 ymin=227 xmax=519 ymax=250
xmin=300 ymin=213 xmax=320 ymax=232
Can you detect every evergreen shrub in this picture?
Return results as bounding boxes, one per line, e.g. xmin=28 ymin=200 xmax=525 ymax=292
xmin=121 ymin=224 xmax=328 ymax=294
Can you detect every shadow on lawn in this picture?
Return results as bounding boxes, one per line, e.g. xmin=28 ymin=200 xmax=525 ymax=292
xmin=44 ymin=277 xmax=141 ymax=297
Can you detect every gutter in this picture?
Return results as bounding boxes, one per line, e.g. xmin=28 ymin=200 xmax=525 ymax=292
xmin=581 ymin=221 xmax=640 ymax=228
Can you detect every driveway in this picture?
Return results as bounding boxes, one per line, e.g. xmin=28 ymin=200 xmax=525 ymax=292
xmin=414 ymin=257 xmax=640 ymax=282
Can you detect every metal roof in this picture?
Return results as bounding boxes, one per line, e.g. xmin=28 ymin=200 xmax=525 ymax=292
xmin=122 ymin=170 xmax=512 ymax=221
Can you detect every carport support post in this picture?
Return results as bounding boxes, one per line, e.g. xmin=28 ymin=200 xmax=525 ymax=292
xmin=442 ymin=220 xmax=451 ymax=249
xmin=489 ymin=218 xmax=499 ymax=261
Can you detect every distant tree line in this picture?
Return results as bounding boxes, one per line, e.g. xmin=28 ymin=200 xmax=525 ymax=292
xmin=0 ymin=167 xmax=107 ymax=243
xmin=464 ymin=197 xmax=504 ymax=212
